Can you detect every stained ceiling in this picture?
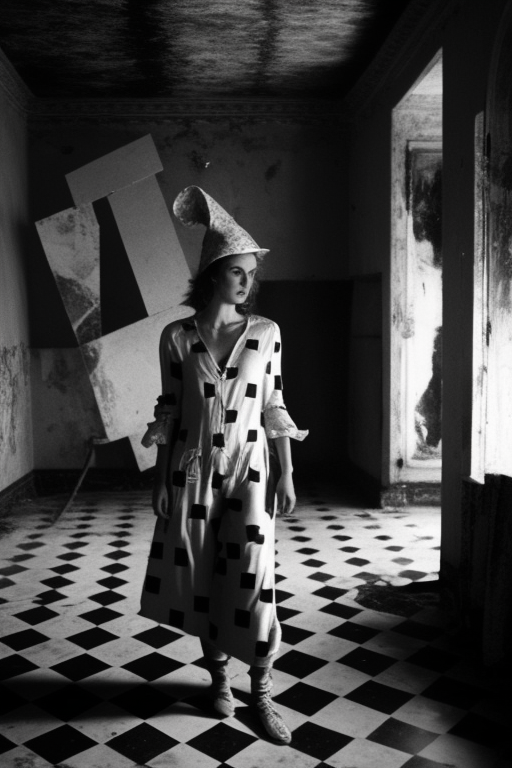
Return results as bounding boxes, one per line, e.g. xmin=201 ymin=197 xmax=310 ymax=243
xmin=0 ymin=0 xmax=412 ymax=100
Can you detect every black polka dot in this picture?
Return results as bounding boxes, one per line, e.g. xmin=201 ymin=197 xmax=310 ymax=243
xmin=274 ymin=341 xmax=281 ymax=353
xmin=226 ymin=498 xmax=243 ymax=512
xmin=226 ymin=367 xmax=238 ymax=379
xmin=192 ymin=341 xmax=207 ymax=353
xmin=235 ymin=609 xmax=251 ymax=628
xmin=182 ymin=321 xmax=195 ymax=331
xmin=209 ymin=622 xmax=218 ymax=640
xmin=248 ymin=467 xmax=260 ymax=483
xmin=170 ymin=362 xmax=182 ymax=380
xmin=150 ymin=542 xmax=163 ymax=559
xmin=213 ymin=433 xmax=225 ymax=448
xmin=246 ymin=383 xmax=257 ymax=398
xmin=274 ymin=375 xmax=282 ymax=390
xmin=260 ymin=412 xmax=265 ymax=427
xmin=246 ymin=339 xmax=259 ymax=351
xmin=172 ymin=471 xmax=186 ymax=487
xmin=255 ymin=640 xmax=270 ymax=657
xmin=178 ymin=428 xmax=188 ymax=442
xmin=158 ymin=393 xmax=176 ymax=406
xmin=247 ymin=525 xmax=265 ymax=544
xmin=260 ymin=588 xmax=273 ymax=603
xmin=169 ymin=609 xmax=185 ymax=628
xmin=194 ymin=596 xmax=210 ymax=612
xmin=240 ymin=572 xmax=256 ymax=589
xmin=247 ymin=430 xmax=258 ymax=442
xmin=266 ymin=361 xmax=272 ymax=374
xmin=190 ymin=504 xmax=206 ymax=520
xmin=226 ymin=543 xmax=241 ymax=559
xmin=225 ymin=409 xmax=238 ymax=424
xmin=212 ymin=472 xmax=225 ymax=489
xmin=216 ymin=557 xmax=227 ymax=575
xmin=174 ymin=547 xmax=189 ymax=566
xmin=204 ymin=382 xmax=215 ymax=398
xmin=144 ymin=575 xmax=161 ymax=594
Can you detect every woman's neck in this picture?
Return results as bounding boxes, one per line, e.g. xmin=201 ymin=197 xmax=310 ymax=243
xmin=197 ymin=299 xmax=245 ymax=331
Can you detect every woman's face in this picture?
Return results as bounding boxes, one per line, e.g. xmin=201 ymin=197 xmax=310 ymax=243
xmin=213 ymin=253 xmax=258 ymax=305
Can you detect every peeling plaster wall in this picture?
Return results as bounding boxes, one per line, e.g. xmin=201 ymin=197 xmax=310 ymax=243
xmin=0 ymin=88 xmax=32 ymax=493
xmin=28 ymin=118 xmax=350 ymax=475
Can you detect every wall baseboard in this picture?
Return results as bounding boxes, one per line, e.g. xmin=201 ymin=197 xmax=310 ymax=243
xmin=381 ymin=482 xmax=441 ymax=508
xmin=0 ymin=472 xmax=37 ymax=515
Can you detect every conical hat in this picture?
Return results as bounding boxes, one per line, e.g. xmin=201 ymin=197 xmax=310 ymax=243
xmin=173 ymin=186 xmax=269 ymax=273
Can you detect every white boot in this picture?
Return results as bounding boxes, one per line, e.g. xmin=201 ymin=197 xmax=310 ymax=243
xmin=205 ymin=657 xmax=236 ymax=717
xmin=249 ymin=665 xmax=292 ymax=744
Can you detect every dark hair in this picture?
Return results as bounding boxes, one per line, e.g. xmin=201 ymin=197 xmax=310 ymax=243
xmin=182 ymin=253 xmax=264 ymax=315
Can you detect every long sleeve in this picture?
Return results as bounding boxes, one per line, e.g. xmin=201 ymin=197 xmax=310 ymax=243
xmin=263 ymin=323 xmax=308 ymax=441
xmin=141 ymin=324 xmax=183 ymax=448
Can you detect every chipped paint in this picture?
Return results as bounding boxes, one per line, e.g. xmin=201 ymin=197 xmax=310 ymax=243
xmin=0 ymin=343 xmax=30 ymax=463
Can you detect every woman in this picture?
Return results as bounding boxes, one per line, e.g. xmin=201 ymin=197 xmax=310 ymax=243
xmin=140 ymin=186 xmax=307 ymax=745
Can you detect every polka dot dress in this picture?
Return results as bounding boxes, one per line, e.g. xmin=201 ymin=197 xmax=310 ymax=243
xmin=139 ymin=314 xmax=307 ymax=666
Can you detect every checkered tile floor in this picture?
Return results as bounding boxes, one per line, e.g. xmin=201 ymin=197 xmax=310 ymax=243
xmin=0 ymin=488 xmax=509 ymax=767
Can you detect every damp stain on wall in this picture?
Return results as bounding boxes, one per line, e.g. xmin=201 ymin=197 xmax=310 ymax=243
xmin=0 ymin=343 xmax=29 ymax=457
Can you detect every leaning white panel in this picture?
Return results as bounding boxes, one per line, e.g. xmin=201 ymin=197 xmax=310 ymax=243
xmin=35 ymin=204 xmax=101 ymax=345
xmin=66 ymin=135 xmax=163 ymax=206
xmin=80 ymin=306 xmax=193 ymax=444
xmin=109 ymin=175 xmax=191 ymax=316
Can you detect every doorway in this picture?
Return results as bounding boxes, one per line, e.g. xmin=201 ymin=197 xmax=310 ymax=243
xmin=387 ymin=53 xmax=443 ymax=489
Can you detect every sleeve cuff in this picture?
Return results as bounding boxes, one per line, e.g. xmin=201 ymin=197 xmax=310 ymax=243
xmin=264 ymin=405 xmax=308 ymax=441
xmin=141 ymin=413 xmax=173 ymax=447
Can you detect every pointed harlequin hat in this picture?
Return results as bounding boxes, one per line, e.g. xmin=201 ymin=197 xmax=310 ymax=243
xmin=173 ymin=185 xmax=269 ymax=273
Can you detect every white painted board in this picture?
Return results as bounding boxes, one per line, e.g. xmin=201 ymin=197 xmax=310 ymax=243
xmin=108 ymin=175 xmax=191 ymax=316
xmin=80 ymin=306 xmax=194 ymax=444
xmin=66 ymin=135 xmax=163 ymax=206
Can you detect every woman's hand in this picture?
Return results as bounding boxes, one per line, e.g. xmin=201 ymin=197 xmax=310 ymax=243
xmin=276 ymin=472 xmax=296 ymax=516
xmin=152 ymin=481 xmax=171 ymax=519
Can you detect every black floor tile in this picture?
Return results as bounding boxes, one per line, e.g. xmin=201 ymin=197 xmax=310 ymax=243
xmin=345 ymin=557 xmax=370 ymax=566
xmin=392 ymin=620 xmax=444 ymax=641
xmin=96 ymin=576 xmax=128 ymax=589
xmin=122 ymin=652 xmax=184 ymax=681
xmin=40 ymin=575 xmax=74 ymax=589
xmin=338 ymin=647 xmax=396 ymax=676
xmin=308 ymin=572 xmax=335 ymax=583
xmin=25 ymin=724 xmax=97 ymax=764
xmin=273 ymin=649 xmax=328 ymax=679
xmin=107 ymin=722 xmax=178 ymax=763
xmin=110 ymin=684 xmax=177 ymax=719
xmin=367 ymin=716 xmax=438 ymax=754
xmin=0 ymin=654 xmax=38 ymax=680
xmin=101 ymin=562 xmax=129 ymax=574
xmin=0 ymin=629 xmax=49 ymax=651
xmin=274 ymin=682 xmax=337 ymax=716
xmin=14 ymin=606 xmax=59 ymax=625
xmin=68 ymin=627 xmax=119 ymax=650
xmin=345 ymin=681 xmax=414 ymax=714
xmin=34 ymin=589 xmax=67 ymax=604
xmin=301 ymin=559 xmax=327 ymax=568
xmin=104 ymin=550 xmax=131 ymax=560
xmin=78 ymin=607 xmax=123 ymax=625
xmin=276 ymin=606 xmax=301 ymax=622
xmin=448 ymin=712 xmax=507 ymax=748
xmin=0 ymin=564 xmax=28 ymax=576
xmin=291 ymin=722 xmax=352 ymax=760
xmin=275 ymin=589 xmax=294 ymax=603
xmin=51 ymin=653 xmax=110 ymax=681
xmin=50 ymin=563 xmax=80 ymax=574
xmin=89 ymin=590 xmax=126 ymax=606
xmin=133 ymin=626 xmax=183 ymax=648
xmin=34 ymin=684 xmax=103 ymax=720
xmin=313 ymin=586 xmax=349 ymax=600
xmin=0 ymin=732 xmax=16 ymax=754
xmin=57 ymin=552 xmax=84 ymax=561
xmin=406 ymin=646 xmax=460 ymax=673
xmin=321 ymin=603 xmax=363 ymax=620
xmin=280 ymin=624 xmax=315 ymax=645
xmin=187 ymin=721 xmax=257 ymax=762
xmin=0 ymin=687 xmax=27 ymax=715
xmin=296 ymin=548 xmax=320 ymax=555
xmin=329 ymin=621 xmax=379 ymax=644
xmin=402 ymin=756 xmax=456 ymax=768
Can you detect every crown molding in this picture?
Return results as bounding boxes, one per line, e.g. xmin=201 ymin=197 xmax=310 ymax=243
xmin=0 ymin=47 xmax=34 ymax=114
xmin=29 ymin=96 xmax=347 ymax=125
xmin=341 ymin=0 xmax=459 ymax=118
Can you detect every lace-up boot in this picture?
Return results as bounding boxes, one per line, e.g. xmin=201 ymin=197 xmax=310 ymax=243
xmin=249 ymin=665 xmax=292 ymax=744
xmin=205 ymin=657 xmax=235 ymax=717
